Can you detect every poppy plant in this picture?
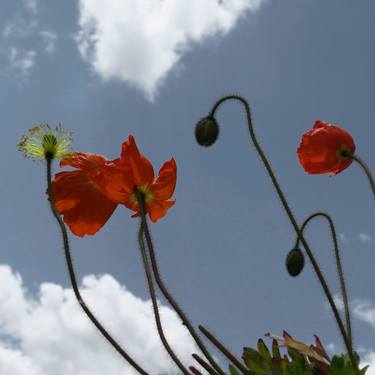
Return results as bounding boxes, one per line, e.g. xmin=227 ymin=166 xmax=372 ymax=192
xmin=52 ymin=136 xmax=177 ymax=237
xmin=297 ymin=120 xmax=356 ymax=175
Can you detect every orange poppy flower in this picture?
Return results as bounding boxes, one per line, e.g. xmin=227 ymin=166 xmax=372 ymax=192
xmin=52 ymin=136 xmax=177 ymax=236
xmin=297 ymin=120 xmax=355 ymax=175
xmin=52 ymin=152 xmax=118 ymax=237
xmin=102 ymin=135 xmax=177 ymax=223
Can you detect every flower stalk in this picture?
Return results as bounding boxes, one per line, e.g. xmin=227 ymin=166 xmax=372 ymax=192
xmin=136 ymin=191 xmax=191 ymax=375
xmin=207 ymin=95 xmax=355 ymax=367
xmin=348 ymin=153 xmax=375 ymax=199
xmin=45 ymin=156 xmax=150 ymax=375
xmin=136 ymin=192 xmax=226 ymax=375
xmin=294 ymin=212 xmax=352 ymax=354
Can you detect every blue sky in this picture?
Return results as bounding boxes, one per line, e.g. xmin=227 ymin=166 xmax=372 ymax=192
xmin=0 ymin=0 xmax=374 ymax=374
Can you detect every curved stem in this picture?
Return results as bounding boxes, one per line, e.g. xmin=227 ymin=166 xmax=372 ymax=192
xmin=136 ymin=198 xmax=225 ymax=375
xmin=136 ymin=191 xmax=191 ymax=375
xmin=350 ymin=154 xmax=375 ymax=199
xmin=209 ymin=95 xmax=354 ymax=366
xmin=45 ymin=157 xmax=150 ymax=375
xmin=294 ymin=212 xmax=352 ymax=354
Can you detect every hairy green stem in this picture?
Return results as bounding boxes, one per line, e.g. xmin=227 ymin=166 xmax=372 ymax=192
xmin=136 ymin=191 xmax=191 ymax=375
xmin=199 ymin=325 xmax=249 ymax=374
xmin=192 ymin=354 xmax=220 ymax=375
xmin=136 ymin=196 xmax=225 ymax=375
xmin=294 ymin=212 xmax=352 ymax=354
xmin=45 ymin=157 xmax=150 ymax=375
xmin=189 ymin=366 xmax=204 ymax=375
xmin=350 ymin=154 xmax=375 ymax=199
xmin=209 ymin=95 xmax=354 ymax=366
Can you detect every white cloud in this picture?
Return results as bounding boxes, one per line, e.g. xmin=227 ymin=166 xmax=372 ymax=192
xmin=0 ymin=265 xmax=199 ymax=375
xmin=338 ymin=233 xmax=348 ymax=244
xmin=40 ymin=31 xmax=57 ymax=53
xmin=76 ymin=0 xmax=266 ymax=100
xmin=362 ymin=351 xmax=375 ymax=375
xmin=359 ymin=233 xmax=372 ymax=244
xmin=8 ymin=47 xmax=36 ymax=75
xmin=352 ymin=300 xmax=375 ymax=329
xmin=2 ymin=16 xmax=38 ymax=39
xmin=23 ymin=0 xmax=38 ymax=15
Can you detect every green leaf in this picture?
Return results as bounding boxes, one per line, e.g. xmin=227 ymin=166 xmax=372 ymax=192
xmin=272 ymin=340 xmax=282 ymax=361
xmin=229 ymin=364 xmax=242 ymax=375
xmin=258 ymin=339 xmax=272 ymax=363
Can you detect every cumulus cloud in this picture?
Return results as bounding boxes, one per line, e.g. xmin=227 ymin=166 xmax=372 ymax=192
xmin=23 ymin=0 xmax=38 ymax=15
xmin=40 ymin=31 xmax=57 ymax=53
xmin=8 ymin=47 xmax=36 ymax=75
xmin=0 ymin=265 xmax=199 ymax=375
xmin=1 ymin=0 xmax=58 ymax=78
xmin=362 ymin=351 xmax=375 ymax=375
xmin=2 ymin=15 xmax=38 ymax=39
xmin=352 ymin=300 xmax=375 ymax=329
xmin=359 ymin=233 xmax=372 ymax=244
xmin=332 ymin=298 xmax=375 ymax=373
xmin=76 ymin=0 xmax=266 ymax=100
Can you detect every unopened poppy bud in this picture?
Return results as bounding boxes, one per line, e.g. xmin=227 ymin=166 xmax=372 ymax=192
xmin=195 ymin=116 xmax=219 ymax=146
xmin=286 ymin=248 xmax=305 ymax=277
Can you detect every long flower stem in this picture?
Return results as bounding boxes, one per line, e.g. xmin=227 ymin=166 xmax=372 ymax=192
xmin=209 ymin=95 xmax=354 ymax=365
xmin=192 ymin=354 xmax=220 ymax=375
xmin=189 ymin=366 xmax=204 ymax=375
xmin=294 ymin=212 xmax=352 ymax=354
xmin=136 ymin=191 xmax=191 ymax=375
xmin=350 ymin=154 xmax=375 ymax=199
xmin=199 ymin=325 xmax=249 ymax=374
xmin=45 ymin=157 xmax=150 ymax=375
xmin=136 ymin=196 xmax=225 ymax=375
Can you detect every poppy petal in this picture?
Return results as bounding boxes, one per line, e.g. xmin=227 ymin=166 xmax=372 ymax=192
xmin=151 ymin=158 xmax=177 ymax=200
xmin=52 ymin=169 xmax=117 ymax=237
xmin=60 ymin=152 xmax=108 ymax=172
xmin=147 ymin=199 xmax=175 ymax=223
xmin=100 ymin=159 xmax=135 ymax=203
xmin=121 ymin=136 xmax=154 ymax=187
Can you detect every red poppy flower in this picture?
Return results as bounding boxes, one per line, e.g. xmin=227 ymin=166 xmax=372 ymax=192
xmin=52 ymin=152 xmax=118 ymax=237
xmin=52 ymin=136 xmax=177 ymax=237
xmin=102 ymin=135 xmax=177 ymax=223
xmin=297 ymin=120 xmax=355 ymax=175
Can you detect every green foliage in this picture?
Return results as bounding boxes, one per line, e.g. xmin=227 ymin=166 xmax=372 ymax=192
xmin=225 ymin=338 xmax=369 ymax=375
xmin=331 ymin=354 xmax=368 ymax=375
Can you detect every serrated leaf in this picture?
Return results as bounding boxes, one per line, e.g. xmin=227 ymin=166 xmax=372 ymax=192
xmin=229 ymin=364 xmax=242 ymax=375
xmin=243 ymin=347 xmax=268 ymax=374
xmin=272 ymin=340 xmax=282 ymax=361
xmin=258 ymin=339 xmax=272 ymax=363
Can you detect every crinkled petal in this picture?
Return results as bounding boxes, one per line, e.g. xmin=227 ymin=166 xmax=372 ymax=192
xmin=60 ymin=152 xmax=109 ymax=172
xmin=147 ymin=199 xmax=175 ymax=223
xmin=121 ymin=136 xmax=154 ymax=187
xmin=100 ymin=158 xmax=135 ymax=203
xmin=52 ymin=169 xmax=117 ymax=237
xmin=297 ymin=120 xmax=355 ymax=175
xmin=151 ymin=158 xmax=177 ymax=200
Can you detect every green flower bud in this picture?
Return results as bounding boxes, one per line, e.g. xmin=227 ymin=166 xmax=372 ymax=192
xmin=195 ymin=116 xmax=219 ymax=146
xmin=286 ymin=248 xmax=305 ymax=277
